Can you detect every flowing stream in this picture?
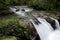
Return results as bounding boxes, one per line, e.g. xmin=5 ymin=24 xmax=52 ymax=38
xmin=9 ymin=6 xmax=60 ymax=40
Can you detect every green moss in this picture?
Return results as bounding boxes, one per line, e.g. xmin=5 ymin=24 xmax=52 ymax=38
xmin=3 ymin=36 xmax=17 ymax=40
xmin=0 ymin=15 xmax=19 ymax=28
xmin=0 ymin=15 xmax=30 ymax=40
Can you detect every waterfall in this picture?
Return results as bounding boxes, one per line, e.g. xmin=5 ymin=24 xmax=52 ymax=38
xmin=9 ymin=6 xmax=33 ymax=18
xmin=29 ymin=17 xmax=60 ymax=40
xmin=9 ymin=7 xmax=26 ymax=17
xmin=9 ymin=6 xmax=60 ymax=40
xmin=50 ymin=17 xmax=60 ymax=29
xmin=29 ymin=17 xmax=54 ymax=40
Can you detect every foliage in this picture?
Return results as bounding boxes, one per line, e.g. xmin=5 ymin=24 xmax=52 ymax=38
xmin=0 ymin=0 xmax=20 ymax=10
xmin=0 ymin=0 xmax=30 ymax=10
xmin=29 ymin=0 xmax=60 ymax=11
xmin=0 ymin=0 xmax=60 ymax=11
xmin=0 ymin=16 xmax=30 ymax=40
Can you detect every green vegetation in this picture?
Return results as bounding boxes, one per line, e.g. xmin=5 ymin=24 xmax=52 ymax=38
xmin=2 ymin=36 xmax=17 ymax=40
xmin=30 ymin=0 xmax=60 ymax=11
xmin=0 ymin=15 xmax=30 ymax=40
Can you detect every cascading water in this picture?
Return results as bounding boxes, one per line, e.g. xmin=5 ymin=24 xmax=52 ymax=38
xmin=9 ymin=7 xmax=26 ymax=17
xmin=50 ymin=17 xmax=60 ymax=29
xmin=29 ymin=17 xmax=54 ymax=40
xmin=9 ymin=6 xmax=60 ymax=40
xmin=9 ymin=6 xmax=33 ymax=18
xmin=29 ymin=16 xmax=60 ymax=40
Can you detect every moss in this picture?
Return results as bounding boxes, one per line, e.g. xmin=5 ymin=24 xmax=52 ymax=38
xmin=0 ymin=15 xmax=31 ymax=40
xmin=3 ymin=36 xmax=17 ymax=40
